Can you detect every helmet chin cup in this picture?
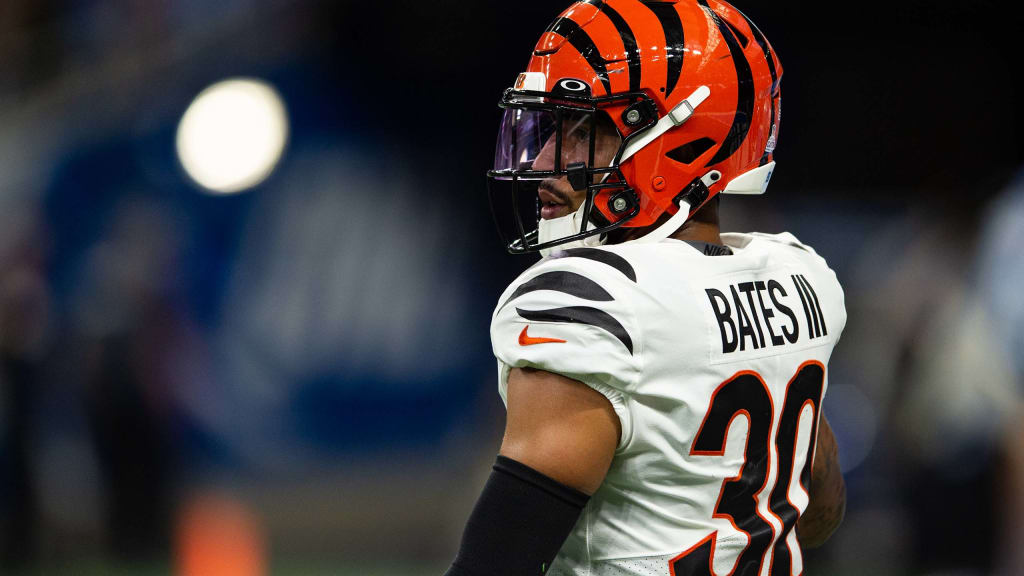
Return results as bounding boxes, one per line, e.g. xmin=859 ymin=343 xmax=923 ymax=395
xmin=537 ymin=203 xmax=605 ymax=257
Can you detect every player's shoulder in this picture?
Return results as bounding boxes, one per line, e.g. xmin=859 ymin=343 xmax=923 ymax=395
xmin=732 ymin=231 xmax=838 ymax=274
xmin=532 ymin=245 xmax=641 ymax=282
xmin=491 ymin=246 xmax=643 ymax=370
xmin=490 ymin=246 xmax=644 ymax=444
xmin=730 ymin=231 xmax=819 ymax=255
xmin=493 ymin=246 xmax=642 ymax=320
xmin=729 ymin=230 xmax=845 ymax=305
xmin=740 ymin=231 xmax=847 ymax=328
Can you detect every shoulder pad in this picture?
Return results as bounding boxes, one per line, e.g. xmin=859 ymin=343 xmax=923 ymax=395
xmin=747 ymin=231 xmax=818 ymax=255
xmin=491 ymin=248 xmax=642 ymax=392
xmin=544 ymin=247 xmax=637 ymax=282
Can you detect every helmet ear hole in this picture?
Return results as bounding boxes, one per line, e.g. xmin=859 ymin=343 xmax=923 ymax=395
xmin=666 ymin=138 xmax=716 ymax=165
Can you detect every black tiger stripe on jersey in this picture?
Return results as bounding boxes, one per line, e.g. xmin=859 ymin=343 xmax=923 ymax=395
xmin=738 ymin=9 xmax=778 ymax=96
xmin=598 ymin=2 xmax=642 ymax=92
xmin=549 ymin=18 xmax=613 ymax=94
xmin=517 ymin=306 xmax=634 ymax=354
xmin=500 ymin=271 xmax=614 ymax=311
xmin=698 ymin=0 xmax=755 ymax=168
xmin=640 ymin=1 xmax=685 ymax=97
xmin=548 ymin=248 xmax=637 ymax=282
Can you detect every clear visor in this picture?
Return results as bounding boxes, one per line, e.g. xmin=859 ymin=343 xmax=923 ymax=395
xmin=492 ymin=108 xmax=620 ymax=176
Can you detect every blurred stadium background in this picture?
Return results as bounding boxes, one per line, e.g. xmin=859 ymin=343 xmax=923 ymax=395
xmin=1 ymin=1 xmax=1022 ymax=574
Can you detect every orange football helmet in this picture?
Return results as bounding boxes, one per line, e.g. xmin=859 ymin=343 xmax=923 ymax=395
xmin=488 ymin=0 xmax=782 ymax=254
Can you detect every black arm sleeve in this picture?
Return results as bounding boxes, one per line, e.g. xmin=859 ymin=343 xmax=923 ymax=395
xmin=445 ymin=455 xmax=590 ymax=576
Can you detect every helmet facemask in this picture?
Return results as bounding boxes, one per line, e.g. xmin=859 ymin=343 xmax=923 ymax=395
xmin=486 ymin=83 xmax=657 ymax=255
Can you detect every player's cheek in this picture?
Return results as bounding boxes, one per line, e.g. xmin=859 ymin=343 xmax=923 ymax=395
xmin=533 ymin=141 xmax=556 ymax=171
xmin=598 ymin=134 xmax=620 ymax=168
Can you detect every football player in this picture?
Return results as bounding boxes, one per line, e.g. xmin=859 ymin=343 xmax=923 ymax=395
xmin=447 ymin=1 xmax=846 ymax=575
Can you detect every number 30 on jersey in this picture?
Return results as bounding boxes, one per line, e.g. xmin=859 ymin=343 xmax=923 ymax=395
xmin=671 ymin=362 xmax=825 ymax=576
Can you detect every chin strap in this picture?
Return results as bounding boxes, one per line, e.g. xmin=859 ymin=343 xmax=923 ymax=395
xmin=630 ymin=198 xmax=691 ymax=245
xmin=631 ymin=170 xmax=720 ymax=245
xmin=611 ymin=82 xmax=776 ymax=245
xmin=537 ymin=202 xmax=605 ymax=258
xmin=616 ymin=85 xmax=715 ymax=246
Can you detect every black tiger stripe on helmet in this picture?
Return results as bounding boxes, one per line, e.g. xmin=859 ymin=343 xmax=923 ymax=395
xmin=639 ymin=1 xmax=685 ymax=97
xmin=544 ymin=0 xmax=687 ymax=99
xmin=735 ymin=8 xmax=781 ymax=166
xmin=547 ymin=16 xmax=613 ymax=94
xmin=697 ymin=0 xmax=755 ymax=167
xmin=598 ymin=2 xmax=642 ymax=92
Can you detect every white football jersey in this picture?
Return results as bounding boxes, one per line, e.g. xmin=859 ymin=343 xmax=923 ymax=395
xmin=490 ymin=232 xmax=846 ymax=576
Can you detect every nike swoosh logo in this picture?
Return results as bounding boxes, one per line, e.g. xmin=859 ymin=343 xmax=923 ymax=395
xmin=518 ymin=326 xmax=567 ymax=346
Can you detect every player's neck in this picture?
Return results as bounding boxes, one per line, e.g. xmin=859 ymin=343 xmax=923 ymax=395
xmin=669 ymin=198 xmax=722 ymax=245
xmin=669 ymin=219 xmax=722 ymax=245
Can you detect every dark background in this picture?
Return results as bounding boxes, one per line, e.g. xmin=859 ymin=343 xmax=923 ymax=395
xmin=1 ymin=1 xmax=1022 ymax=574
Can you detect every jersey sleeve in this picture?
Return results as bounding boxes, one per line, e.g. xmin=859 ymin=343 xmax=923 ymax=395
xmin=490 ymin=255 xmax=642 ymax=449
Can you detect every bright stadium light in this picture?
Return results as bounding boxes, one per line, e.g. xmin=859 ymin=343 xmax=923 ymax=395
xmin=176 ymin=78 xmax=289 ymax=194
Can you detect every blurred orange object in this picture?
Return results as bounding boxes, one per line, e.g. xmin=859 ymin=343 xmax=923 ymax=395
xmin=176 ymin=491 xmax=267 ymax=576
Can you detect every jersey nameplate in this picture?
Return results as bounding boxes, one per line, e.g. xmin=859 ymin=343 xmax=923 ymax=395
xmin=703 ymin=272 xmax=829 ymax=363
